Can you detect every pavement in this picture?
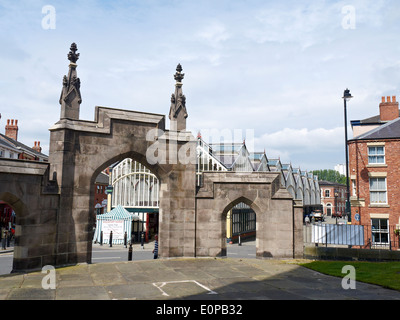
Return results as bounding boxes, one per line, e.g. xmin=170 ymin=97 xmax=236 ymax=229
xmin=1 ymin=256 xmax=400 ymax=301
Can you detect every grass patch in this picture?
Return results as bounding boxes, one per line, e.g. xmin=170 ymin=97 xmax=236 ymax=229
xmin=301 ymin=261 xmax=400 ymax=291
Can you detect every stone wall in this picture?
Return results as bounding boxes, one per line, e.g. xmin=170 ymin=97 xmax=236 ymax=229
xmin=304 ymin=245 xmax=400 ymax=261
xmin=0 ymin=159 xmax=59 ymax=272
xmin=195 ymin=171 xmax=303 ymax=259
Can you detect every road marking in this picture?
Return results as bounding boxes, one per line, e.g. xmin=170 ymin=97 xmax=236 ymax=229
xmin=153 ymin=280 xmax=218 ymax=297
xmin=92 ymin=257 xmax=121 ymax=260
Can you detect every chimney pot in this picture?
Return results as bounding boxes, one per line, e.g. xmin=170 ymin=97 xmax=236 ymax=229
xmin=5 ymin=119 xmax=18 ymax=140
xmin=32 ymin=141 xmax=42 ymax=153
xmin=380 ymin=95 xmax=399 ymax=121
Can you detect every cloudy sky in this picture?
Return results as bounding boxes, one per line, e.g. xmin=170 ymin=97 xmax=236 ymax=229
xmin=1 ymin=0 xmax=399 ymax=171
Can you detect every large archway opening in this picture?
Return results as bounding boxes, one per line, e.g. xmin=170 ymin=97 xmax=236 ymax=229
xmin=223 ymin=198 xmax=257 ymax=259
xmin=90 ymin=156 xmax=161 ymax=264
xmin=0 ymin=193 xmax=24 ymax=275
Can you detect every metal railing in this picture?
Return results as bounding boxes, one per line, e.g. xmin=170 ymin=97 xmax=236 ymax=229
xmin=304 ymin=223 xmax=400 ymax=250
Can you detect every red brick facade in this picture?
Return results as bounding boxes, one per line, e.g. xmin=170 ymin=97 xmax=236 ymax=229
xmin=349 ymin=139 xmax=400 ymax=227
xmin=319 ymin=181 xmax=346 ymax=217
xmin=94 ymin=172 xmax=109 ymax=215
xmin=348 ymin=96 xmax=400 ymax=249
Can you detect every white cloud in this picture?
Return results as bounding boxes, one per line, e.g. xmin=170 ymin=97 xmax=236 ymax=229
xmin=0 ymin=0 xmax=399 ymax=171
xmin=197 ymin=21 xmax=231 ymax=46
xmin=252 ymin=127 xmax=344 ymax=168
xmin=260 ymin=127 xmax=343 ymax=149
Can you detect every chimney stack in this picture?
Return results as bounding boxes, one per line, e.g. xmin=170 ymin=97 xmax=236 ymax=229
xmin=380 ymin=96 xmax=399 ymax=122
xmin=32 ymin=141 xmax=42 ymax=153
xmin=5 ymin=119 xmax=18 ymax=141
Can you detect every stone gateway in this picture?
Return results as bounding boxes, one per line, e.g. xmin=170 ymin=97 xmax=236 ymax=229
xmin=0 ymin=43 xmax=303 ymax=273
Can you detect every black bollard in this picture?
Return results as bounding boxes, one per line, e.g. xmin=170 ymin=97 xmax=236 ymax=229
xmin=124 ymin=231 xmax=127 ymax=248
xmin=140 ymin=232 xmax=144 ymax=249
xmin=128 ymin=242 xmax=133 ymax=261
xmin=6 ymin=231 xmax=10 ymax=247
xmin=109 ymin=231 xmax=113 ymax=247
xmin=100 ymin=231 xmax=103 ymax=246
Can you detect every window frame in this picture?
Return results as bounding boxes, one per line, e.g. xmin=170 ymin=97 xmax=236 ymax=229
xmin=371 ymin=218 xmax=389 ymax=246
xmin=326 ymin=203 xmax=332 ymax=216
xmin=369 ymin=177 xmax=387 ymax=205
xmin=351 ymin=179 xmax=356 ymax=197
xmin=368 ymin=146 xmax=385 ymax=165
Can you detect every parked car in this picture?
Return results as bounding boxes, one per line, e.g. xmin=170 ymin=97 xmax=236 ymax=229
xmin=310 ymin=210 xmax=324 ymax=222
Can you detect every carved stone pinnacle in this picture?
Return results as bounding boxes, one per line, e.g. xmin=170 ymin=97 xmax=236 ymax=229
xmin=174 ymin=64 xmax=184 ymax=83
xmin=68 ymin=43 xmax=80 ymax=63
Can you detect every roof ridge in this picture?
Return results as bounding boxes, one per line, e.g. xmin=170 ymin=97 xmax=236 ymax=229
xmin=0 ymin=133 xmax=48 ymax=157
xmin=354 ymin=116 xmax=400 ymax=140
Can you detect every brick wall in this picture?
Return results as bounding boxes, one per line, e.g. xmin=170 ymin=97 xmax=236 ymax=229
xmin=379 ymin=96 xmax=399 ymax=122
xmin=320 ymin=184 xmax=346 ymax=216
xmin=349 ymin=139 xmax=400 ymax=227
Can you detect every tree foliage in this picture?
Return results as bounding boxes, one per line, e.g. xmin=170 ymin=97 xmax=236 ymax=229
xmin=311 ymin=169 xmax=347 ymax=185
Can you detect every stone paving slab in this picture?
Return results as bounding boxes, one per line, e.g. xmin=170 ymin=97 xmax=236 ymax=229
xmin=1 ymin=258 xmax=400 ymax=301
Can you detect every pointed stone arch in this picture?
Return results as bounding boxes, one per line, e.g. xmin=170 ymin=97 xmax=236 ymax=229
xmin=195 ymin=171 xmax=303 ymax=259
xmin=49 ymin=107 xmax=197 ymax=266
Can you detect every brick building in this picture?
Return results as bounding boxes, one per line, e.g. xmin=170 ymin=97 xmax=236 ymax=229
xmin=0 ymin=119 xmax=48 ymax=161
xmin=319 ymin=180 xmax=347 ymax=218
xmin=0 ymin=118 xmax=48 ymax=230
xmin=348 ymin=96 xmax=400 ymax=248
xmin=94 ymin=172 xmax=109 ymax=215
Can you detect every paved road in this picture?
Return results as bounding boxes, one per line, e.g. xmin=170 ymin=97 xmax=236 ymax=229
xmin=0 ymin=252 xmax=12 ymax=275
xmin=1 ymin=257 xmax=400 ymax=302
xmin=0 ymin=240 xmax=256 ymax=275
xmin=2 ymin=240 xmax=400 ymax=302
xmin=91 ymin=240 xmax=256 ymax=264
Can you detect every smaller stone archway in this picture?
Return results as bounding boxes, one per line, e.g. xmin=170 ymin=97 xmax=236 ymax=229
xmin=195 ymin=171 xmax=303 ymax=259
xmin=222 ymin=196 xmax=258 ymax=255
xmin=0 ymin=159 xmax=60 ymax=272
xmin=0 ymin=192 xmax=26 ymax=272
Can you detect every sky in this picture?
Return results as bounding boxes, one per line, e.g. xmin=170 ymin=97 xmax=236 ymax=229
xmin=1 ymin=0 xmax=400 ymax=171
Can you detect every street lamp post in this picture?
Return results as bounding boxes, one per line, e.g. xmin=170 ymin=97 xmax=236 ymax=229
xmin=343 ymin=88 xmax=353 ymax=223
xmin=334 ymin=189 xmax=339 ymax=225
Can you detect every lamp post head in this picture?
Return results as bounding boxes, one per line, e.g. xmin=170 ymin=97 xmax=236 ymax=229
xmin=343 ymin=88 xmax=353 ymax=102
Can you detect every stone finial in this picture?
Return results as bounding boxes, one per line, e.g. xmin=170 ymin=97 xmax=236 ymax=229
xmin=169 ymin=64 xmax=188 ymax=131
xmin=174 ymin=64 xmax=185 ymax=83
xmin=68 ymin=43 xmax=80 ymax=63
xmin=60 ymin=42 xmax=82 ymax=120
